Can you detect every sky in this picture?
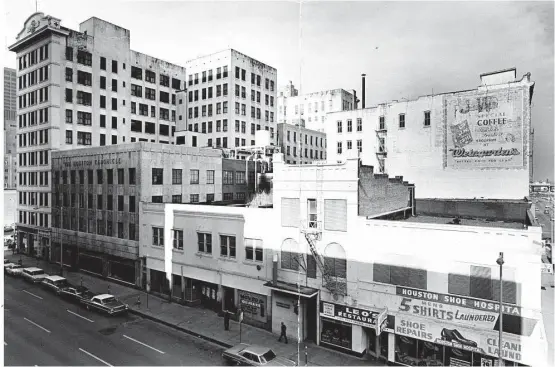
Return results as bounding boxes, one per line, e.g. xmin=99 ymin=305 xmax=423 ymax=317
xmin=2 ymin=0 xmax=553 ymax=181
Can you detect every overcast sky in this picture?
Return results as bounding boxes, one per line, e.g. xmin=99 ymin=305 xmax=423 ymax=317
xmin=3 ymin=1 xmax=553 ymax=181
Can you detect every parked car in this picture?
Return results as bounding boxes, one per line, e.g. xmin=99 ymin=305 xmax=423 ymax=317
xmin=4 ymin=263 xmax=21 ymax=274
xmin=6 ymin=264 xmax=24 ymax=276
xmin=222 ymin=344 xmax=296 ymax=366
xmin=41 ymin=275 xmax=69 ymax=294
xmin=22 ymin=267 xmax=48 ymax=283
xmin=59 ymin=285 xmax=93 ymax=302
xmin=4 ymin=259 xmax=10 ymax=264
xmin=80 ymin=294 xmax=128 ymax=315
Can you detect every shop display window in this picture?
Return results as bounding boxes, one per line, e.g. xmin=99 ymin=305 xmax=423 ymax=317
xmin=395 ymin=336 xmax=443 ymax=366
xmin=321 ymin=320 xmax=351 ymax=350
xmin=445 ymin=347 xmax=472 ymax=366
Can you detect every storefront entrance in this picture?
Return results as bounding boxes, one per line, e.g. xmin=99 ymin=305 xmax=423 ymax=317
xmin=107 ymin=256 xmax=136 ymax=284
xmin=223 ymin=286 xmax=236 ymax=313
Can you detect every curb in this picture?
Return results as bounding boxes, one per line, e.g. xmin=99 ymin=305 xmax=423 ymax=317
xmin=129 ymin=308 xmax=233 ymax=349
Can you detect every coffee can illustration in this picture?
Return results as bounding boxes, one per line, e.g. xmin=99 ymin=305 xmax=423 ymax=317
xmin=450 ymin=120 xmax=473 ymax=148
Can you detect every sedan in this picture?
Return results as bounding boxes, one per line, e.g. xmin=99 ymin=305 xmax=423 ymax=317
xmin=6 ymin=264 xmax=24 ymax=276
xmin=222 ymin=344 xmax=296 ymax=366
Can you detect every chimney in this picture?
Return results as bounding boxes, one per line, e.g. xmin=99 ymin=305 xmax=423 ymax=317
xmin=272 ymin=254 xmax=278 ymax=286
xmin=361 ymin=74 xmax=366 ymax=109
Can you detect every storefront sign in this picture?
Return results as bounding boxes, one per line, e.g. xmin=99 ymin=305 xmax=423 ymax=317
xmin=276 ymin=301 xmax=290 ymax=309
xmin=62 ymin=157 xmax=123 ymax=169
xmin=450 ymin=357 xmax=471 ymax=366
xmin=444 ymin=90 xmax=524 ymax=169
xmin=238 ymin=290 xmax=266 ymax=323
xmin=320 ymin=301 xmax=384 ymax=329
xmin=391 ymin=314 xmax=536 ymax=366
xmin=396 ymin=286 xmax=521 ymax=316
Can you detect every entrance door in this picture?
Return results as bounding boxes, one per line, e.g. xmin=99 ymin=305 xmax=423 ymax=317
xmin=306 ymin=297 xmax=317 ymax=341
xmin=224 ymin=287 xmax=236 ymax=313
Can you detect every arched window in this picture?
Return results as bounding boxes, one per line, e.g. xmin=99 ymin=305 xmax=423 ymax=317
xmin=324 ymin=242 xmax=347 ymax=279
xmin=281 ymin=238 xmax=301 ymax=271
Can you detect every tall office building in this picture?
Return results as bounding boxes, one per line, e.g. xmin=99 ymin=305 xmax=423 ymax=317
xmin=182 ymin=49 xmax=277 ymax=149
xmin=9 ymin=12 xmax=186 ymax=257
xmin=4 ymin=67 xmax=17 ymax=189
xmin=277 ymin=80 xmax=356 ymax=132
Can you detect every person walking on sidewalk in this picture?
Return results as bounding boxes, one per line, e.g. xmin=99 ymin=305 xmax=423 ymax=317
xmin=278 ymin=322 xmax=288 ymax=344
xmin=224 ymin=309 xmax=230 ymax=331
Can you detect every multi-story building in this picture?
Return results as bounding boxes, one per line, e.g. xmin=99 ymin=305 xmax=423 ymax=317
xmin=276 ymin=122 xmax=326 ymax=164
xmin=326 ymin=68 xmax=535 ymax=200
xmin=8 ymin=13 xmax=186 ymax=256
xmin=277 ymin=81 xmax=356 ymax=132
xmin=4 ymin=67 xmax=17 ymax=189
xmin=139 ymin=153 xmax=547 ymax=367
xmin=49 ymin=142 xmax=249 ymax=283
xmin=183 ymin=49 xmax=277 ymax=149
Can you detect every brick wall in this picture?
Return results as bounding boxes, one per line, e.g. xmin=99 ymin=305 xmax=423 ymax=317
xmin=358 ymin=164 xmax=411 ymax=217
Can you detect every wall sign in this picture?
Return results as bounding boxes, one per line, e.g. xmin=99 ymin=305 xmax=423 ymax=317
xmin=276 ymin=301 xmax=291 ymax=309
xmin=320 ymin=301 xmax=385 ymax=330
xmin=444 ymin=89 xmax=525 ymax=170
xmin=62 ymin=157 xmax=123 ymax=169
xmin=238 ymin=290 xmax=266 ymax=323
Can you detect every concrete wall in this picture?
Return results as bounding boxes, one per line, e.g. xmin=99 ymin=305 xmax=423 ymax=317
xmin=416 ymin=198 xmax=531 ymax=222
xmin=276 ymin=122 xmax=326 ymax=164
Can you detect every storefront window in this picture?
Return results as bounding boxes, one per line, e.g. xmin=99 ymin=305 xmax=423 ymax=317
xmin=395 ymin=335 xmax=418 ymax=365
xmin=418 ymin=341 xmax=443 ymax=366
xmin=444 ymin=347 xmax=472 ymax=366
xmin=321 ymin=320 xmax=352 ymax=350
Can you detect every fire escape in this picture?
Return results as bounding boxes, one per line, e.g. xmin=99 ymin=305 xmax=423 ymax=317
xmin=375 ymin=116 xmax=387 ymax=173
xmin=301 ymin=165 xmax=347 ymax=300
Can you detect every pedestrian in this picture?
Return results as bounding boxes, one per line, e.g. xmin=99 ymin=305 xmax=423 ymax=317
xmin=278 ymin=322 xmax=288 ymax=344
xmin=224 ymin=309 xmax=230 ymax=331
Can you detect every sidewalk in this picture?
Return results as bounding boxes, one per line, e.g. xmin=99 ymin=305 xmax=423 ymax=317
xmin=5 ymin=252 xmax=384 ymax=366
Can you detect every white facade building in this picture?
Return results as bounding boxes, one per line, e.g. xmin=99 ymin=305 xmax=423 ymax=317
xmin=277 ymin=81 xmax=355 ymax=132
xmin=326 ymin=69 xmax=534 ymax=200
xmin=139 ymin=153 xmax=547 ymax=367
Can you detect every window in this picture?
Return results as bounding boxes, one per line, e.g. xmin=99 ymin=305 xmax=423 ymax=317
xmin=97 ymin=169 xmax=103 ymax=184
xmin=357 ymin=118 xmax=362 ymax=132
xmin=65 ymin=67 xmax=73 ymax=82
xmin=172 ymin=169 xmax=182 ymax=184
xmin=190 ymin=169 xmax=199 ymax=184
xmin=379 ymin=116 xmax=385 ymax=130
xmin=190 ymin=194 xmax=199 ymax=203
xmin=205 ymin=170 xmax=215 ymax=185
xmin=107 ymin=169 xmax=114 ymax=184
xmin=173 ymin=230 xmax=184 ymax=250
xmin=245 ymin=239 xmax=263 ymax=262
xmin=65 ymin=46 xmax=73 ymax=61
xmin=347 ymin=140 xmax=352 ymax=150
xmin=337 ymin=120 xmax=342 ymax=133
xmin=152 ymin=227 xmax=164 ymax=247
xmin=198 ymin=233 xmax=212 ymax=253
xmin=107 ymin=195 xmax=113 ymax=210
xmin=118 ymin=195 xmax=124 ymax=211
xmin=100 ymin=57 xmax=106 ymax=70
xmin=111 ymin=79 xmax=117 ymax=92
xmin=77 ymin=50 xmax=92 ymax=66
xmin=152 ymin=168 xmax=163 ymax=185
xmin=129 ymin=196 xmax=136 ymax=212
xmin=448 ymin=266 xmax=517 ymax=304
xmin=235 ymin=171 xmax=245 ymax=184
xmin=112 ymin=60 xmax=118 ymax=73
xmin=337 ymin=142 xmax=342 ymax=154
xmin=66 ymin=88 xmax=73 ymax=103
xmin=160 ymin=74 xmax=169 ymax=87
xmin=220 ymin=235 xmax=236 ymax=258
xmin=281 ymin=250 xmax=300 ymax=271
xmin=145 ymin=87 xmax=156 ymax=100
xmin=145 ymin=70 xmax=156 ymax=83
xmin=77 ymin=132 xmax=92 ymax=145
xmin=399 ymin=114 xmax=405 ymax=128
xmin=357 ymin=140 xmax=363 ymax=153
xmin=131 ymin=120 xmax=142 ymax=132
xmin=424 ymin=111 xmax=431 ymax=126
xmin=223 ymin=171 xmax=233 ymax=185
xmin=100 ymin=95 xmax=106 ymax=108
xmin=111 ymin=98 xmax=117 ymax=111
xmin=65 ymin=110 xmax=73 ymax=124
xmin=172 ymin=195 xmax=182 ymax=203
xmin=152 ymin=196 xmax=163 ymax=203
xmin=65 ymin=130 xmax=73 ymax=144
xmin=97 ymin=195 xmax=103 ymax=210
xmin=129 ymin=168 xmax=136 ymax=185
xmin=131 ymin=84 xmax=142 ymax=97
xmin=373 ymin=263 xmax=427 ymax=290
xmin=129 ymin=223 xmax=136 ymax=241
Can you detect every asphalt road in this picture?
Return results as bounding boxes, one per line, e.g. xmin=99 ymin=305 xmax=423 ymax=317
xmin=532 ymin=195 xmax=554 ymax=240
xmin=4 ymin=275 xmax=225 ymax=366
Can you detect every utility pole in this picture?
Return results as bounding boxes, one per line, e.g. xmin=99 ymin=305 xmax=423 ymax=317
xmin=496 ymin=252 xmax=505 ymax=367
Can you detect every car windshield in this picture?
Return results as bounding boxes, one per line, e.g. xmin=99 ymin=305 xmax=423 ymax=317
xmin=262 ymin=350 xmax=276 ymax=362
xmin=31 ymin=270 xmax=44 ymax=275
xmin=102 ymin=296 xmax=116 ymax=303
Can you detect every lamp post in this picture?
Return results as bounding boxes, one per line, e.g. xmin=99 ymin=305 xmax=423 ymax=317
xmin=496 ymin=252 xmax=504 ymax=367
xmin=60 ymin=207 xmax=64 ymax=276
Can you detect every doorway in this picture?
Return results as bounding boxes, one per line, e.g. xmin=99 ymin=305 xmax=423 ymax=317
xmin=224 ymin=287 xmax=236 ymax=313
xmin=306 ymin=296 xmax=317 ymax=341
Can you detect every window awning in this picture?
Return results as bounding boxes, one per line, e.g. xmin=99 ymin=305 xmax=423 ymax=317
xmin=264 ymin=280 xmax=319 ymax=298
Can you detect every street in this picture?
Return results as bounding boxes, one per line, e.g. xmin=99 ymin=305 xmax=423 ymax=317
xmin=532 ymin=195 xmax=554 ymax=241
xmin=4 ymin=274 xmax=225 ymax=366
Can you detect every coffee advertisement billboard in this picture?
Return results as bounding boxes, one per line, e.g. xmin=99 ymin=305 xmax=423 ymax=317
xmin=444 ymin=89 xmax=525 ymax=169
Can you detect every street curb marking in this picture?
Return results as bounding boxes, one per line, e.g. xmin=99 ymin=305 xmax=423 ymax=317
xmin=79 ymin=348 xmax=113 ymax=366
xmin=128 ymin=309 xmax=232 ymax=349
xmin=24 ymin=317 xmax=51 ymax=333
xmin=67 ymin=309 xmax=94 ymax=323
xmin=123 ymin=334 xmax=165 ymax=354
xmin=23 ymin=290 xmax=43 ymax=299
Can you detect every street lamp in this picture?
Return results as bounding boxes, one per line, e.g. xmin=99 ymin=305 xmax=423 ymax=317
xmin=496 ymin=252 xmax=504 ymax=367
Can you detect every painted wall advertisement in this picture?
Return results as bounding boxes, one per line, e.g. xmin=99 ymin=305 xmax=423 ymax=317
xmin=391 ymin=313 xmax=530 ymax=365
xmin=444 ymin=89 xmax=524 ymax=169
xmin=238 ymin=290 xmax=266 ymax=323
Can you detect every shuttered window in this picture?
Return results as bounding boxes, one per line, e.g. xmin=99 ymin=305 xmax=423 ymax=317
xmin=281 ymin=251 xmax=300 ymax=270
xmin=281 ymin=198 xmax=300 ymax=227
xmin=324 ymin=199 xmax=347 ymax=231
xmin=307 ymin=255 xmax=317 ymax=278
xmin=450 ymin=266 xmax=517 ymax=305
xmin=324 ymin=257 xmax=347 ymax=278
xmin=373 ymin=263 xmax=427 ymax=290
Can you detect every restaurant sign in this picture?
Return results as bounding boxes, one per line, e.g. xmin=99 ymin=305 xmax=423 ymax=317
xmin=238 ymin=290 xmax=266 ymax=323
xmin=320 ymin=301 xmax=386 ymax=330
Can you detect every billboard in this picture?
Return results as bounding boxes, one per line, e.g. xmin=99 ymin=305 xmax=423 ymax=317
xmin=444 ymin=89 xmax=524 ymax=169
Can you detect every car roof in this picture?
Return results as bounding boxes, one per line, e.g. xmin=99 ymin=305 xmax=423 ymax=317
xmin=95 ymin=294 xmax=115 ymax=300
xmin=23 ymin=267 xmax=43 ymax=272
xmin=244 ymin=345 xmax=272 ymax=355
xmin=45 ymin=275 xmax=66 ymax=282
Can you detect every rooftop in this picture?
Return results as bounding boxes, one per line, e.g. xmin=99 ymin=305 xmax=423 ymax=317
xmin=399 ymin=215 xmax=526 ymax=230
